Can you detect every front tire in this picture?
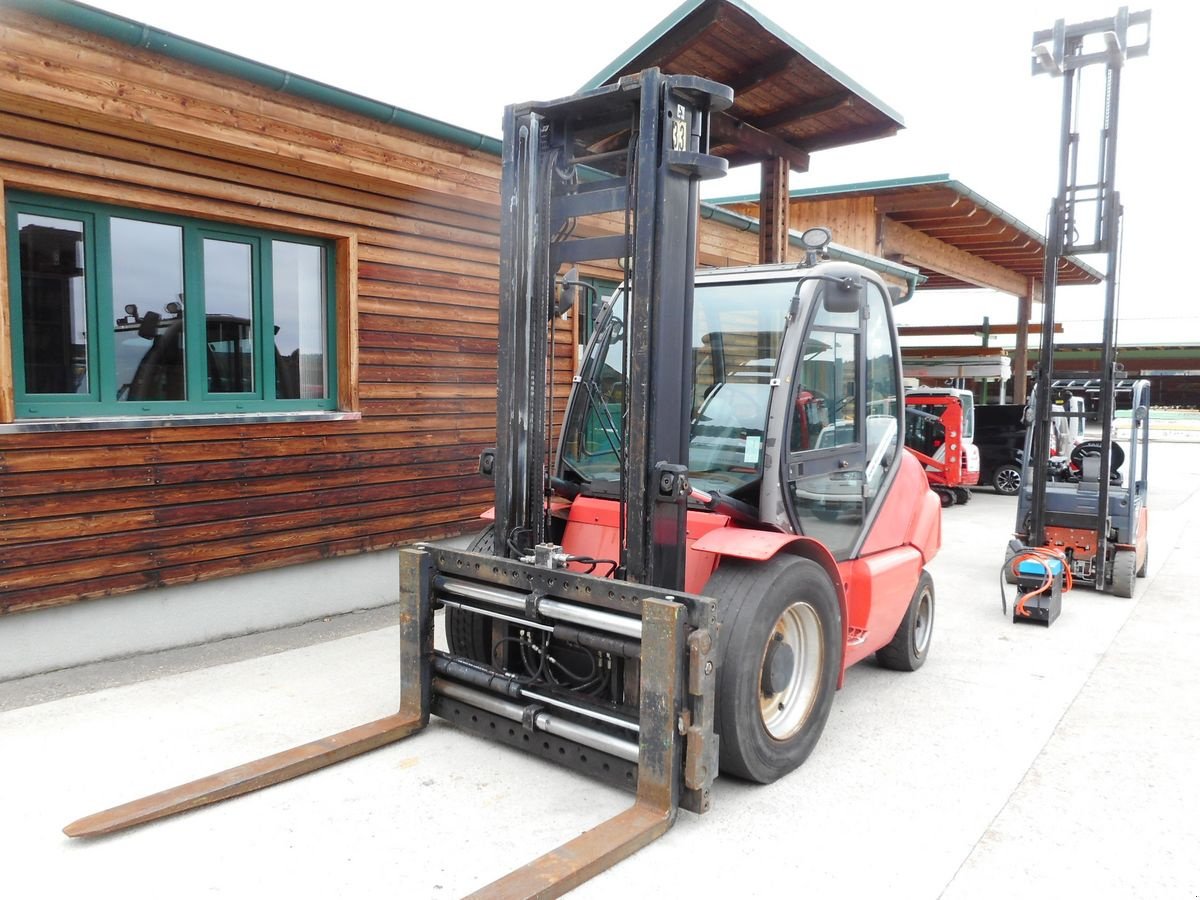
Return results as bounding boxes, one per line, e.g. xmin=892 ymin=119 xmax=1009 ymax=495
xmin=705 ymin=555 xmax=843 ymax=784
xmin=876 ymin=570 xmax=934 ymax=671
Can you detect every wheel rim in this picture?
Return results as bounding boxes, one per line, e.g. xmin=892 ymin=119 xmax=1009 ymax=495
xmin=911 ymin=586 xmax=933 ymax=656
xmin=996 ymin=467 xmax=1021 ymax=494
xmin=758 ymin=601 xmax=823 ymax=740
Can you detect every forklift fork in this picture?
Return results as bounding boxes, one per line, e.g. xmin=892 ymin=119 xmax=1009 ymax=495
xmin=65 ymin=548 xmax=717 ymax=898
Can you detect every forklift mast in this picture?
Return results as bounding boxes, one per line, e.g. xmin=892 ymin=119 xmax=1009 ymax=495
xmin=1026 ymin=8 xmax=1150 ymax=580
xmin=494 ymin=69 xmax=732 ymax=590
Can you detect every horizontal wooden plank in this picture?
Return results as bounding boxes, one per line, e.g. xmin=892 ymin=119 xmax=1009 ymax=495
xmin=357 ymin=297 xmax=499 ymax=325
xmin=0 ymin=489 xmax=495 ymax=590
xmin=357 ymin=261 xmax=500 ymax=296
xmin=0 ymin=442 xmax=490 ymax=497
xmin=357 ymin=313 xmax=497 ymax=340
xmin=359 ymin=365 xmax=499 ymax=385
xmin=0 ymin=36 xmax=501 ymax=208
xmin=0 ymin=109 xmax=503 ymax=253
xmin=0 ymin=429 xmax=498 ymax=474
xmin=0 ymin=512 xmax=484 ymax=615
xmin=1 ymin=456 xmax=482 ymax=523
xmin=3 ymin=14 xmax=502 ymax=180
xmin=357 ymin=329 xmax=500 ymax=355
xmin=1 ymin=474 xmax=491 ymax=554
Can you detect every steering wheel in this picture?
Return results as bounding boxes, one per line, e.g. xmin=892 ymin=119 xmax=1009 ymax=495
xmin=1070 ymin=439 xmax=1124 ymax=475
xmin=733 ymin=392 xmax=766 ymax=429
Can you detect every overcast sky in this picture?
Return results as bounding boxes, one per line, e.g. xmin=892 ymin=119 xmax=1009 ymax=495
xmin=82 ymin=0 xmax=1193 ymax=347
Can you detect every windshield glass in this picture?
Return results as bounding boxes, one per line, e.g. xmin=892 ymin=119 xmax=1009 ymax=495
xmin=559 ymin=278 xmax=796 ymax=494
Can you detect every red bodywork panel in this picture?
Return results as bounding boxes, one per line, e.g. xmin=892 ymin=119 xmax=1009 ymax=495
xmin=545 ymin=449 xmax=940 ymax=681
xmin=905 ymin=393 xmax=978 ymax=488
xmin=559 ymin=496 xmax=729 ymax=595
xmin=476 ymin=450 xmax=939 ymax=681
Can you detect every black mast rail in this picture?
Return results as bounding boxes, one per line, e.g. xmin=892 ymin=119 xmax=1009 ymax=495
xmin=495 ymin=69 xmax=731 ymax=591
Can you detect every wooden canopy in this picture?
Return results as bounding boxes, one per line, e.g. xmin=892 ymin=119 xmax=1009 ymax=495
xmin=583 ymin=0 xmax=904 ymax=171
xmin=789 ymin=175 xmax=1103 ymax=291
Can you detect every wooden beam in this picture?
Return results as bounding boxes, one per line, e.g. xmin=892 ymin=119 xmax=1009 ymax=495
xmin=0 ymin=177 xmax=12 ymax=423
xmin=873 ymin=190 xmax=963 ymax=213
xmin=1013 ymin=278 xmax=1041 ymax=404
xmin=799 ymin=122 xmax=900 ymax=153
xmin=337 ymin=234 xmax=360 ymax=413
xmin=880 ymin=217 xmax=1028 ymax=296
xmin=746 ymin=92 xmax=854 ymax=132
xmin=711 ymin=112 xmax=810 ymax=171
xmin=899 ymin=322 xmax=1061 ymax=336
xmin=723 ymin=49 xmax=797 ymax=95
xmin=901 ymin=346 xmax=1013 ymax=358
xmin=759 ymin=156 xmax=789 ymax=264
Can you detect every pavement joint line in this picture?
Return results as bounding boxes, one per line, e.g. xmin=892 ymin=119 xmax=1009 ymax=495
xmin=936 ymin=535 xmax=1171 ymax=898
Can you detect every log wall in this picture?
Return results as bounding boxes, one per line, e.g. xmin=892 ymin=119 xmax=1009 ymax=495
xmin=0 ymin=10 xmax=762 ymax=614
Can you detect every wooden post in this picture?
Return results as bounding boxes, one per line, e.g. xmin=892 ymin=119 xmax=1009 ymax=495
xmin=0 ymin=178 xmax=13 ymax=423
xmin=758 ymin=155 xmax=789 ymax=264
xmin=1012 ymin=278 xmax=1041 ymax=404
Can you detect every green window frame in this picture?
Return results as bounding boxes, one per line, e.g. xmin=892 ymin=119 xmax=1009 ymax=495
xmin=6 ymin=191 xmax=337 ymax=418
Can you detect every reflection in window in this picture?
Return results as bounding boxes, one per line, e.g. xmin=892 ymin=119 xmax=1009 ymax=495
xmin=793 ymin=329 xmax=856 ymax=451
xmin=112 ymin=218 xmax=185 ymax=401
xmin=863 ymin=282 xmax=900 ymax=501
xmin=788 ymin=301 xmax=862 ymax=556
xmin=204 ymin=239 xmax=254 ymax=393
xmin=17 ymin=214 xmax=88 ymax=394
xmin=272 ymin=241 xmax=326 ymax=399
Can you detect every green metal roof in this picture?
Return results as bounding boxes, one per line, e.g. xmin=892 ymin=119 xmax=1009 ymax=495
xmin=583 ymin=0 xmax=904 ymax=126
xmin=4 ymin=0 xmax=503 ymax=155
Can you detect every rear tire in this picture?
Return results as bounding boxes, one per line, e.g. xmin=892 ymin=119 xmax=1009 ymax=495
xmin=705 ymin=555 xmax=842 ymax=784
xmin=876 ymin=570 xmax=934 ymax=672
xmin=445 ymin=525 xmax=496 ymax=663
xmin=1136 ymin=542 xmax=1148 ymax=578
xmin=993 ymin=464 xmax=1021 ymax=496
xmin=953 ymin=487 xmax=971 ymax=504
xmin=936 ymin=489 xmax=954 ymax=508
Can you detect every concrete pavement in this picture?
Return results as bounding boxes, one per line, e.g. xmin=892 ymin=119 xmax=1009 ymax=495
xmin=1 ymin=443 xmax=1197 ymax=899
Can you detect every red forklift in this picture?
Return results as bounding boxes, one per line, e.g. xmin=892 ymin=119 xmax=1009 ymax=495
xmin=904 ymin=388 xmax=979 ymax=506
xmin=66 ymin=69 xmax=941 ymax=895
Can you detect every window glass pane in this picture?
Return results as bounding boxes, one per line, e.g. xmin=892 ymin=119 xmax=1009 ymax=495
xmin=203 ymin=239 xmax=254 ymax=393
xmin=788 ymin=327 xmax=862 ymax=554
xmin=862 ymin=282 xmax=900 ymax=511
xmin=111 ymin=218 xmax=185 ymax=401
xmin=272 ymin=241 xmax=326 ymax=399
xmin=792 ymin=329 xmax=857 ymax=451
xmin=687 ymin=280 xmax=790 ymax=492
xmin=17 ymin=213 xmax=88 ymax=394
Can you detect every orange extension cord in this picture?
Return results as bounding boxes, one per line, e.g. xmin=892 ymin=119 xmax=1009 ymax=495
xmin=1004 ymin=546 xmax=1073 ymax=617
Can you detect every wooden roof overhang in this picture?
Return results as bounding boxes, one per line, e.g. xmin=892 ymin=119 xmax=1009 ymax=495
xmin=788 ymin=175 xmax=1103 ymax=292
xmin=583 ymin=0 xmax=904 ymax=171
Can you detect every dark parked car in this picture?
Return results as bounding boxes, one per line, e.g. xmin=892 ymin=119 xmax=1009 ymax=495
xmin=974 ymin=404 xmax=1026 ymax=495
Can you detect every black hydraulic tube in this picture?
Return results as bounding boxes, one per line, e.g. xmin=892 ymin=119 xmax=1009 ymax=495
xmin=1028 ymin=65 xmax=1077 ymax=547
xmin=432 ymin=678 xmax=640 ymax=763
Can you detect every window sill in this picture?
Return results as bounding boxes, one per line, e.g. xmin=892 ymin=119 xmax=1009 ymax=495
xmin=0 ymin=410 xmax=362 ymax=434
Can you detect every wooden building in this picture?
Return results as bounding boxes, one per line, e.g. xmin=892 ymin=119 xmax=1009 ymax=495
xmin=0 ymin=0 xmax=921 ymax=663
